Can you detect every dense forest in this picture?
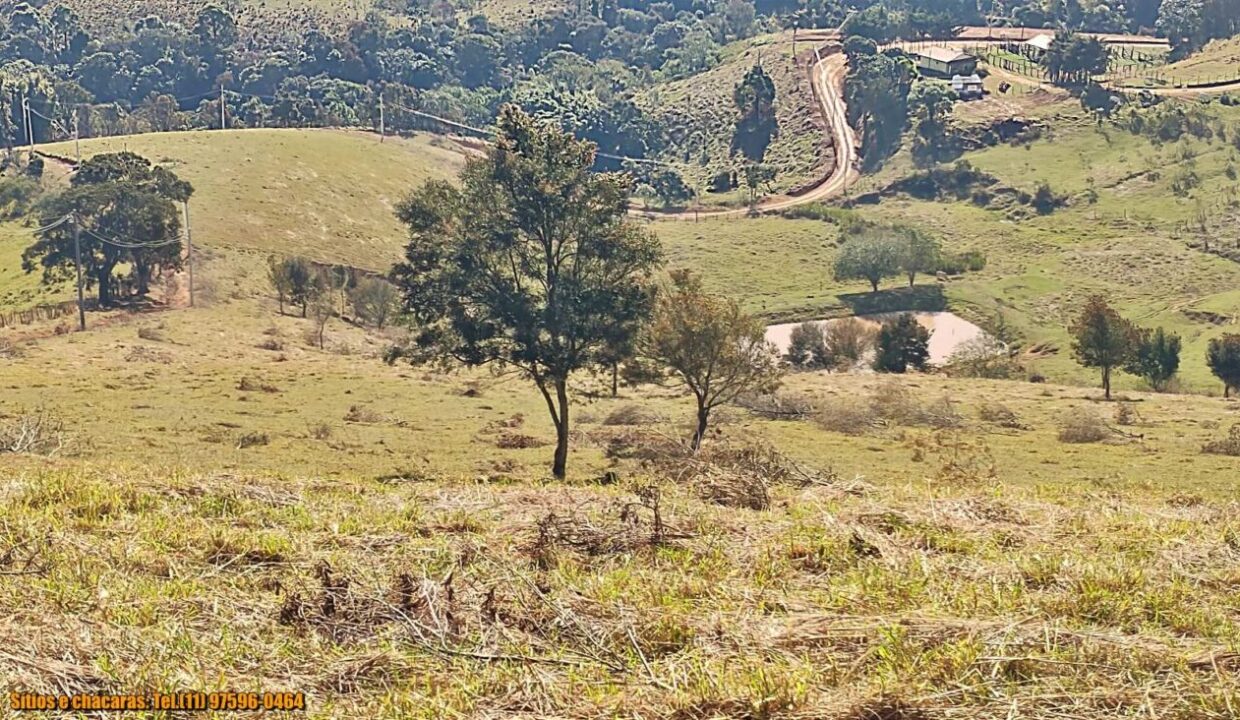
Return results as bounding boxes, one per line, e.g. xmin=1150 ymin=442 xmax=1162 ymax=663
xmin=0 ymin=0 xmax=1233 ymax=164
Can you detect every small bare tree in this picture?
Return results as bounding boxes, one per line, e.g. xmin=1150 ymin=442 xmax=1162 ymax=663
xmin=309 ymin=294 xmax=333 ymax=350
xmin=643 ymin=270 xmax=783 ymax=452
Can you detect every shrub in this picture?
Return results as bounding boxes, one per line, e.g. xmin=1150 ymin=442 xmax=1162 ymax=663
xmin=785 ymin=321 xmax=831 ymax=369
xmin=816 ymin=400 xmax=880 ymax=435
xmin=944 ymin=336 xmax=1020 ymax=379
xmin=978 ymin=402 xmax=1024 ymax=429
xmin=0 ymin=408 xmax=68 ymax=455
xmin=873 ymin=314 xmax=930 ymax=373
xmin=1202 ymin=425 xmax=1240 ymax=456
xmin=824 ymin=318 xmax=877 ymax=369
xmin=0 ymin=177 xmax=41 ymax=219
xmin=603 ymin=404 xmax=661 ymax=426
xmin=236 ymin=432 xmax=270 ymax=449
xmin=1113 ymin=402 xmax=1139 ymax=426
xmin=1057 ymin=408 xmax=1110 ymax=443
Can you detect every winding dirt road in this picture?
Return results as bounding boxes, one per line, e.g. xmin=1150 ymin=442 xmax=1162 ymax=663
xmin=640 ymin=42 xmax=860 ymax=222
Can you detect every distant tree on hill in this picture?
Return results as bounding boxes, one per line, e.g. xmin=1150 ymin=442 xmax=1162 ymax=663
xmin=1127 ymin=327 xmax=1181 ymax=391
xmin=389 ymin=106 xmax=662 ymax=479
xmin=834 ymin=228 xmax=901 ymax=292
xmin=845 ymin=52 xmax=914 ymax=170
xmin=843 ymin=35 xmax=878 ymax=58
xmin=874 ymin=314 xmax=930 ymax=373
xmin=1206 ymin=334 xmax=1240 ymax=397
xmin=742 ymin=162 xmax=776 ymax=210
xmin=1041 ymin=31 xmax=1109 ymax=85
xmin=895 ymin=227 xmax=941 ymax=287
xmin=1071 ymin=296 xmax=1137 ymax=400
xmin=267 ymin=256 xmax=321 ymax=318
xmin=908 ymin=82 xmax=957 ymax=164
xmin=23 ymin=152 xmax=191 ymax=306
xmin=643 ymin=269 xmax=782 ymax=451
xmin=732 ymin=64 xmax=778 ymax=162
xmin=349 ymin=277 xmax=399 ymax=329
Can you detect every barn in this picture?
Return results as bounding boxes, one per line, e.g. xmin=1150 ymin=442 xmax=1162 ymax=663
xmin=909 ymin=47 xmax=978 ymax=78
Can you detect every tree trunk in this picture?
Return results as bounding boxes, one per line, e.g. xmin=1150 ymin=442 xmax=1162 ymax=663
xmin=1226 ymin=384 xmax=1232 ymax=399
xmin=907 ymin=272 xmax=915 ymax=288
xmin=301 ymin=302 xmax=307 ymax=318
xmin=1103 ymin=366 xmax=1112 ymax=400
xmin=96 ymin=270 xmax=112 ymax=307
xmin=690 ymin=401 xmax=710 ymax=453
xmin=552 ymin=378 xmax=570 ymax=479
xmin=870 ymin=278 xmax=880 ymax=293
xmin=611 ymin=363 xmax=618 ymax=398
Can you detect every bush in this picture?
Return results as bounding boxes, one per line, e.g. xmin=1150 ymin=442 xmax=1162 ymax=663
xmin=1057 ymin=408 xmax=1110 ymax=443
xmin=349 ymin=277 xmax=400 ymax=329
xmin=978 ymin=402 xmax=1023 ymax=429
xmin=816 ymin=400 xmax=879 ymax=435
xmin=785 ymin=321 xmax=831 ymax=369
xmin=0 ymin=177 xmax=41 ymax=220
xmin=944 ymin=336 xmax=1020 ymax=379
xmin=873 ymin=314 xmax=930 ymax=373
xmin=824 ymin=318 xmax=877 ymax=369
xmin=0 ymin=408 xmax=68 ymax=455
xmin=603 ymin=404 xmax=661 ymax=426
xmin=1202 ymin=425 xmax=1240 ymax=456
xmin=936 ymin=250 xmax=987 ymax=275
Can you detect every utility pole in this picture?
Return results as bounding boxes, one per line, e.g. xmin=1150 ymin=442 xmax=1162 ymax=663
xmin=72 ymin=215 xmax=85 ymax=332
xmin=219 ymin=85 xmax=226 ymax=130
xmin=183 ymin=200 xmax=195 ymax=308
xmin=21 ymin=95 xmax=33 ymax=154
xmin=378 ymin=91 xmax=385 ymax=143
xmin=73 ymin=108 xmax=80 ymax=168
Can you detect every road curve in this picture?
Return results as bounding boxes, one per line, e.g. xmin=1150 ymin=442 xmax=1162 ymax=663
xmin=638 ymin=43 xmax=860 ymax=223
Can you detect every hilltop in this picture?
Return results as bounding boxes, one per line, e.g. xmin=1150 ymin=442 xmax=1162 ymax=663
xmin=38 ymin=129 xmax=470 ymax=271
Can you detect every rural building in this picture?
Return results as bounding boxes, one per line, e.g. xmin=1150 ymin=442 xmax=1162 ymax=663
xmin=1023 ymin=33 xmax=1055 ymax=58
xmin=910 ymin=47 xmax=978 ymax=78
xmin=951 ymin=74 xmax=985 ymax=99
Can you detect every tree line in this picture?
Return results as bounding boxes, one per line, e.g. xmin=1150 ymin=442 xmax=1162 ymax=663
xmin=1071 ymin=295 xmax=1240 ymax=398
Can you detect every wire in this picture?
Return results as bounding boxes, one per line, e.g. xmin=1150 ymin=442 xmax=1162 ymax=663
xmin=383 ymin=99 xmax=494 ymax=137
xmin=81 ymin=226 xmax=185 ymax=250
xmin=31 ymin=214 xmax=73 ymax=234
xmin=382 ymin=98 xmax=684 ymax=169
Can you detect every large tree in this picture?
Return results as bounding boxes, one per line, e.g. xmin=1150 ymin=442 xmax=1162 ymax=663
xmin=389 ymin=105 xmax=662 ymax=478
xmin=1206 ymin=334 xmax=1240 ymax=398
xmin=1127 ymin=326 xmax=1181 ymax=392
xmin=1070 ymin=295 xmax=1137 ymax=400
xmin=1041 ymin=31 xmax=1109 ymax=85
xmin=643 ymin=270 xmax=782 ymax=452
xmin=834 ymin=227 xmax=901 ymax=293
xmin=23 ymin=152 xmax=192 ymax=306
xmin=732 ymin=63 xmax=777 ymax=162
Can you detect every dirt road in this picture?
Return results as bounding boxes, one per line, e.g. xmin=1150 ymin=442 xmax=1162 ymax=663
xmin=640 ymin=44 xmax=860 ymax=222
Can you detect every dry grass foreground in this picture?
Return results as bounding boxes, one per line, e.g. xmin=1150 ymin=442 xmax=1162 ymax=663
xmin=2 ymin=465 xmax=1239 ymax=718
xmin=3 ymin=408 xmax=1240 ymax=717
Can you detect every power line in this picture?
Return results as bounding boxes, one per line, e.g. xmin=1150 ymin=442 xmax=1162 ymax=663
xmin=30 ymin=214 xmax=73 ymax=234
xmin=81 ymin=226 xmax=186 ymax=250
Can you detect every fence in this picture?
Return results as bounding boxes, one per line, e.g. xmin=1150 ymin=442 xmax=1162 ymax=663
xmin=0 ymin=299 xmax=83 ymax=329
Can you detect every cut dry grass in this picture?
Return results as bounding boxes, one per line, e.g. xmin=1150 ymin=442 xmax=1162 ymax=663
xmin=3 ymin=465 xmax=1239 ymax=718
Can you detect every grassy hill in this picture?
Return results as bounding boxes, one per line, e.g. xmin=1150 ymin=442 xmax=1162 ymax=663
xmin=1121 ymin=34 xmax=1240 ymax=88
xmin=638 ymin=32 xmax=834 ymax=207
xmin=665 ymin=99 xmax=1240 ymax=392
xmin=41 ymin=130 xmax=470 ymax=271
